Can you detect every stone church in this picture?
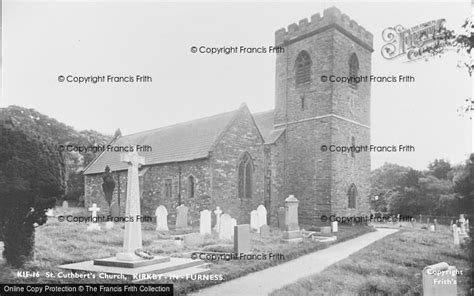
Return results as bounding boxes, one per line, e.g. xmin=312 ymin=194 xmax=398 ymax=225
xmin=83 ymin=6 xmax=373 ymax=226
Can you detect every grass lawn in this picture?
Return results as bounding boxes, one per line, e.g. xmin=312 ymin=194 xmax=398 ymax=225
xmin=270 ymin=225 xmax=471 ymax=296
xmin=0 ymin=207 xmax=373 ymax=295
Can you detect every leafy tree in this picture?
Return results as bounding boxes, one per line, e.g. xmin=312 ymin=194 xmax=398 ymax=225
xmin=0 ymin=122 xmax=65 ymax=267
xmin=428 ymin=159 xmax=452 ymax=180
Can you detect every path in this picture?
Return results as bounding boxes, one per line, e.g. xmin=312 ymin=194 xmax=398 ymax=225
xmin=190 ymin=228 xmax=398 ymax=296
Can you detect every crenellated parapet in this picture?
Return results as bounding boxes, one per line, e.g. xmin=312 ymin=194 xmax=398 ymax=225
xmin=275 ymin=6 xmax=373 ymax=51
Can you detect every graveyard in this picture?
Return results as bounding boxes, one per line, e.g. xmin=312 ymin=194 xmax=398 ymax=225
xmin=270 ymin=223 xmax=471 ymax=296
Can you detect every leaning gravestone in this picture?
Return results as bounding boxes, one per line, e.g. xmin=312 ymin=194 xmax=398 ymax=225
xmin=277 ymin=207 xmax=286 ymax=230
xmin=250 ymin=210 xmax=259 ymax=232
xmin=200 ymin=210 xmax=211 ymax=235
xmin=155 ymin=205 xmax=169 ymax=231
xmin=234 ymin=224 xmax=251 ymax=254
xmin=219 ymin=214 xmax=233 ymax=240
xmin=62 ymin=200 xmax=68 ymax=208
xmin=257 ymin=205 xmax=267 ymax=228
xmin=176 ymin=204 xmax=189 ymax=230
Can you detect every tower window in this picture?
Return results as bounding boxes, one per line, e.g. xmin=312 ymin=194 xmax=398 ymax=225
xmin=187 ymin=175 xmax=195 ymax=198
xmin=238 ymin=152 xmax=253 ymax=199
xmin=348 ymin=183 xmax=357 ymax=209
xmin=349 ymin=53 xmax=359 ymax=87
xmin=300 ymin=95 xmax=306 ymax=110
xmin=295 ymin=51 xmax=312 ymax=86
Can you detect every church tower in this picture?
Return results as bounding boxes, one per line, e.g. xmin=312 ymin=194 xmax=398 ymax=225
xmin=273 ymin=7 xmax=373 ymax=225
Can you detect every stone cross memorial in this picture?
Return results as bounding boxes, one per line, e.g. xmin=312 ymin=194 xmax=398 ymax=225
xmin=116 ymin=151 xmax=145 ymax=261
xmin=200 ymin=210 xmax=211 ymax=235
xmin=155 ymin=205 xmax=169 ymax=231
xmin=86 ymin=203 xmax=101 ymax=231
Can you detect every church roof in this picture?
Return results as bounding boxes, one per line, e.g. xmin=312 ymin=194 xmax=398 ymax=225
xmin=83 ymin=106 xmax=283 ymax=175
xmin=253 ymin=110 xmax=285 ymax=144
xmin=83 ymin=108 xmax=240 ymax=175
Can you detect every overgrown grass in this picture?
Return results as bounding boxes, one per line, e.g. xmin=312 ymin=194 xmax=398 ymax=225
xmin=270 ymin=225 xmax=471 ymax=296
xmin=0 ymin=207 xmax=373 ymax=295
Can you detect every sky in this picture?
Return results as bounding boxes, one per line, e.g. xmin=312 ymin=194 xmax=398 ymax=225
xmin=2 ymin=0 xmax=473 ymax=170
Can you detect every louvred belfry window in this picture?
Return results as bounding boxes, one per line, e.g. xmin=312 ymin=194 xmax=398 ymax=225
xmin=295 ymin=51 xmax=312 ymax=86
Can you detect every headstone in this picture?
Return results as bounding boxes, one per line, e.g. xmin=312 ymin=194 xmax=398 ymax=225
xmin=213 ymin=206 xmax=222 ymax=232
xmin=260 ymin=225 xmax=270 ymax=237
xmin=277 ymin=207 xmax=286 ymax=230
xmin=453 ymin=225 xmax=459 ymax=245
xmin=434 ymin=219 xmax=438 ymax=231
xmin=105 ymin=221 xmax=114 ymax=229
xmin=116 ymin=151 xmax=145 ymax=261
xmin=419 ymin=214 xmax=422 ymax=223
xmin=86 ymin=203 xmax=101 ymax=231
xmin=46 ymin=208 xmax=54 ymax=217
xmin=199 ymin=210 xmax=211 ymax=235
xmin=331 ymin=221 xmax=338 ymax=233
xmin=422 ymin=262 xmax=457 ymax=296
xmin=250 ymin=210 xmax=259 ymax=232
xmin=155 ymin=205 xmax=169 ymax=231
xmin=459 ymin=214 xmax=466 ymax=235
xmin=411 ymin=218 xmax=415 ymax=227
xmin=110 ymin=201 xmax=120 ymax=217
xmin=62 ymin=200 xmax=68 ymax=208
xmin=429 ymin=225 xmax=435 ymax=232
xmin=234 ymin=224 xmax=251 ymax=254
xmin=176 ymin=204 xmax=189 ymax=230
xmin=320 ymin=226 xmax=332 ymax=234
xmin=466 ymin=219 xmax=470 ymax=233
xmin=219 ymin=214 xmax=233 ymax=240
xmin=257 ymin=205 xmax=267 ymax=228
xmin=282 ymin=195 xmax=302 ymax=242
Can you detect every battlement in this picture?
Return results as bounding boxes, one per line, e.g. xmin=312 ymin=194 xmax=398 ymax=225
xmin=275 ymin=6 xmax=373 ymax=50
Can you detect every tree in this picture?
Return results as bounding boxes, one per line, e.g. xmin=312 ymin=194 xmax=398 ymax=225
xmin=428 ymin=159 xmax=452 ymax=180
xmin=0 ymin=121 xmax=65 ymax=267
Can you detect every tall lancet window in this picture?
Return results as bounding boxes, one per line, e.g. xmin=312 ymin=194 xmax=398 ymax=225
xmin=295 ymin=51 xmax=312 ymax=86
xmin=348 ymin=183 xmax=357 ymax=209
xmin=349 ymin=53 xmax=359 ymax=87
xmin=238 ymin=152 xmax=253 ymax=199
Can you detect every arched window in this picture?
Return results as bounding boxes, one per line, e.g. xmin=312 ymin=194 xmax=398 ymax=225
xmin=300 ymin=95 xmax=306 ymax=110
xmin=348 ymin=183 xmax=357 ymax=209
xmin=349 ymin=53 xmax=359 ymax=87
xmin=295 ymin=51 xmax=312 ymax=86
xmin=237 ymin=152 xmax=253 ymax=199
xmin=187 ymin=175 xmax=195 ymax=198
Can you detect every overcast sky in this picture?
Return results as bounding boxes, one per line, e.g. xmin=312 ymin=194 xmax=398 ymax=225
xmin=2 ymin=0 xmax=472 ymax=170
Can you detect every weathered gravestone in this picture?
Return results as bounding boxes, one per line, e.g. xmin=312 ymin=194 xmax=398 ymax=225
xmin=219 ymin=214 xmax=233 ymax=240
xmin=331 ymin=221 xmax=338 ymax=233
xmin=250 ymin=210 xmax=259 ymax=232
xmin=234 ymin=224 xmax=251 ymax=254
xmin=257 ymin=205 xmax=267 ymax=228
xmin=46 ymin=208 xmax=54 ymax=217
xmin=277 ymin=207 xmax=286 ymax=230
xmin=213 ymin=206 xmax=222 ymax=233
xmin=422 ymin=262 xmax=457 ymax=296
xmin=86 ymin=203 xmax=101 ymax=231
xmin=62 ymin=200 xmax=68 ymax=208
xmin=282 ymin=195 xmax=302 ymax=242
xmin=260 ymin=225 xmax=270 ymax=237
xmin=110 ymin=201 xmax=120 ymax=217
xmin=200 ymin=210 xmax=211 ymax=235
xmin=176 ymin=204 xmax=189 ymax=230
xmin=155 ymin=205 xmax=169 ymax=231
xmin=429 ymin=225 xmax=435 ymax=232
xmin=453 ymin=225 xmax=460 ymax=245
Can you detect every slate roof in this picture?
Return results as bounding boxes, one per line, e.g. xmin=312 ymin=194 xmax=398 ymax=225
xmin=83 ymin=107 xmax=283 ymax=175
